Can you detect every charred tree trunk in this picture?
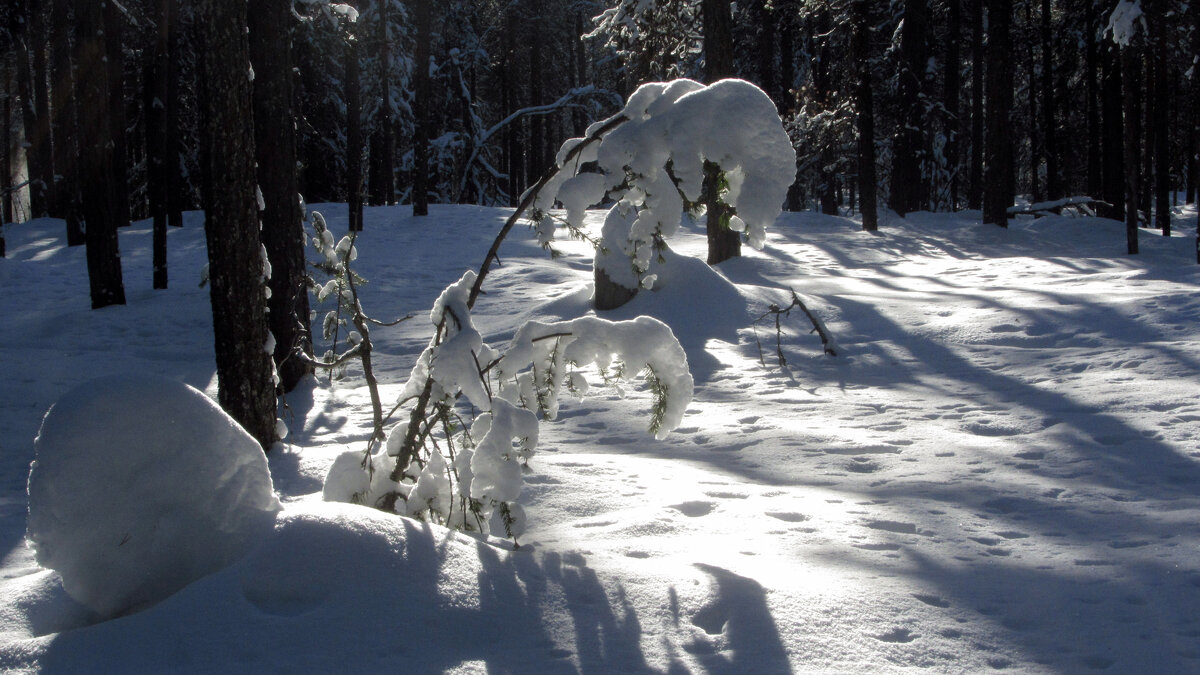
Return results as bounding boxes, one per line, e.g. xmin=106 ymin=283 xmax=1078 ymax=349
xmin=852 ymin=0 xmax=878 ymax=231
xmin=75 ymin=0 xmax=126 ymax=308
xmin=250 ymin=0 xmax=313 ymax=393
xmin=199 ymin=0 xmax=278 ymax=451
xmin=982 ymin=0 xmax=1013 ymax=228
xmin=412 ymin=0 xmax=431 ymax=216
xmin=51 ymin=0 xmax=83 ymax=247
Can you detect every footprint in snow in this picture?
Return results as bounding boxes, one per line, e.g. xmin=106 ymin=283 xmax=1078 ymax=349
xmin=913 ymin=594 xmax=951 ymax=608
xmin=873 ymin=627 xmax=917 ymax=643
xmin=671 ymin=501 xmax=715 ymax=517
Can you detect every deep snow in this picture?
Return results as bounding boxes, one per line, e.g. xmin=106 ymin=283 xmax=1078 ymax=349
xmin=0 ymin=201 xmax=1199 ymax=673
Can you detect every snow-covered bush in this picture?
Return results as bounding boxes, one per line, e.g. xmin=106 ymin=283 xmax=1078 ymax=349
xmin=324 ymin=269 xmax=693 ymax=542
xmin=26 ymin=376 xmax=281 ymax=618
xmin=532 ymin=78 xmax=795 ymax=304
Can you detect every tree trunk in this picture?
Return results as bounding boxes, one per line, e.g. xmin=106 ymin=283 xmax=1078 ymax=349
xmin=51 ymin=0 xmax=84 ymax=247
xmin=1024 ymin=0 xmax=1041 ymax=204
xmin=2 ymin=61 xmax=10 ymax=243
xmin=702 ymin=0 xmax=740 ymax=264
xmin=889 ymin=0 xmax=929 ymax=216
xmin=1121 ymin=45 xmax=1141 ymax=253
xmin=1151 ymin=29 xmax=1169 ymax=234
xmin=1085 ymin=0 xmax=1102 ymax=198
xmin=250 ymin=0 xmax=314 ymax=393
xmin=754 ymin=0 xmax=778 ymax=105
xmin=16 ymin=0 xmax=48 ymax=218
xmin=146 ymin=0 xmax=170 ymax=288
xmin=852 ymin=0 xmax=878 ymax=231
xmin=412 ymin=0 xmax=431 ymax=216
xmin=1100 ymin=40 xmax=1125 ymax=220
xmin=75 ymin=0 xmax=126 ymax=308
xmin=199 ymin=0 xmax=278 ymax=451
xmin=1039 ymin=0 xmax=1059 ymax=200
xmin=944 ymin=0 xmax=961 ymax=210
xmin=165 ymin=9 xmax=183 ymax=229
xmin=982 ymin=0 xmax=1013 ymax=228
xmin=30 ymin=4 xmax=54 ymax=217
xmin=368 ymin=0 xmax=394 ymax=206
xmin=346 ymin=25 xmax=364 ymax=232
xmin=103 ymin=0 xmax=130 ymax=229
xmin=968 ymin=0 xmax=984 ymax=210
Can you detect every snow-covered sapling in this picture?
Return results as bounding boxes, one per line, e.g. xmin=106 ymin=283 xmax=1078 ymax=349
xmin=532 ymin=78 xmax=795 ymax=309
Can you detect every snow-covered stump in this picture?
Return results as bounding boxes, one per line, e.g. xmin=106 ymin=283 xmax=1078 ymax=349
xmin=26 ymin=376 xmax=282 ymax=618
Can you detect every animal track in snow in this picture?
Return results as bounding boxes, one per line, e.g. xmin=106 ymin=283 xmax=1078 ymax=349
xmin=913 ymin=594 xmax=951 ymax=608
xmin=873 ymin=627 xmax=917 ymax=643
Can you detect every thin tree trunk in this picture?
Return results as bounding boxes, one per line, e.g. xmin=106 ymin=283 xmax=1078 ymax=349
xmin=51 ymin=0 xmax=84 ymax=247
xmin=199 ymin=0 xmax=277 ymax=451
xmin=852 ymin=0 xmax=878 ymax=231
xmin=147 ymin=0 xmax=170 ymax=288
xmin=75 ymin=0 xmax=126 ymax=308
xmin=1121 ymin=45 xmax=1141 ymax=253
xmin=347 ymin=27 xmax=364 ymax=232
xmin=1040 ymin=0 xmax=1059 ymax=200
xmin=30 ymin=4 xmax=53 ymax=217
xmin=1025 ymin=0 xmax=1041 ymax=204
xmin=983 ymin=0 xmax=1013 ymax=228
xmin=166 ymin=8 xmax=183 ymax=229
xmin=944 ymin=0 xmax=961 ymax=209
xmin=1101 ymin=40 xmax=1125 ymax=220
xmin=890 ymin=0 xmax=929 ymax=216
xmin=412 ymin=0 xmax=431 ymax=216
xmin=1085 ymin=0 xmax=1101 ymax=198
xmin=754 ymin=0 xmax=778 ymax=105
xmin=968 ymin=0 xmax=984 ymax=210
xmin=250 ymin=0 xmax=313 ymax=393
xmin=16 ymin=1 xmax=47 ymax=218
xmin=103 ymin=0 xmax=130 ymax=228
xmin=1152 ymin=31 xmax=1169 ymax=234
xmin=2 ymin=59 xmax=10 ymax=242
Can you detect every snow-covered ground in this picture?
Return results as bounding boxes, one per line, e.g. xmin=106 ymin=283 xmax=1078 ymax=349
xmin=1 ymin=202 xmax=1199 ymax=673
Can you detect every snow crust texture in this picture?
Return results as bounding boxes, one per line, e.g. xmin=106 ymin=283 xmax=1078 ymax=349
xmin=25 ymin=376 xmax=281 ymax=618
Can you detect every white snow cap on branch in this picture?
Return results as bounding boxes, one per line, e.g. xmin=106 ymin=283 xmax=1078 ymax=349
xmin=1107 ymin=0 xmax=1145 ymax=46
xmin=540 ymin=79 xmax=795 ymax=288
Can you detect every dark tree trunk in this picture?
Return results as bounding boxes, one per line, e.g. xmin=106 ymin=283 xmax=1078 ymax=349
xmin=1040 ymin=0 xmax=1060 ymax=200
xmin=1025 ymin=0 xmax=1041 ymax=204
xmin=571 ymin=12 xmax=587 ymax=136
xmin=346 ymin=26 xmax=364 ymax=232
xmin=165 ymin=9 xmax=183 ymax=229
xmin=15 ymin=0 xmax=48 ymax=218
xmin=1100 ymin=40 xmax=1125 ymax=220
xmin=412 ymin=0 xmax=431 ymax=216
xmin=502 ymin=7 xmax=521 ymax=205
xmin=1151 ymin=28 xmax=1169 ymax=234
xmin=250 ymin=0 xmax=314 ymax=393
xmin=702 ymin=0 xmax=739 ymax=265
xmin=199 ymin=0 xmax=278 ymax=451
xmin=852 ymin=0 xmax=878 ymax=231
xmin=2 ymin=62 xmax=10 ymax=242
xmin=1121 ymin=45 xmax=1141 ymax=253
xmin=75 ymin=0 xmax=126 ymax=308
xmin=146 ymin=0 xmax=170 ymax=288
xmin=889 ymin=0 xmax=929 ymax=216
xmin=30 ymin=4 xmax=53 ymax=217
xmin=51 ymin=0 xmax=83 ymax=247
xmin=779 ymin=14 xmax=796 ymax=115
xmin=368 ymin=0 xmax=394 ymax=206
xmin=103 ymin=0 xmax=130 ymax=229
xmin=1085 ymin=0 xmax=1102 ymax=198
xmin=944 ymin=0 xmax=961 ymax=209
xmin=754 ymin=0 xmax=778 ymax=104
xmin=982 ymin=0 xmax=1013 ymax=228
xmin=527 ymin=13 xmax=547 ymax=187
xmin=968 ymin=0 xmax=984 ymax=210
xmin=1141 ymin=54 xmax=1153 ymax=222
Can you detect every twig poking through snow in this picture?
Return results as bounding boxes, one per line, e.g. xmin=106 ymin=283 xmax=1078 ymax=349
xmin=755 ymin=290 xmax=839 ymax=367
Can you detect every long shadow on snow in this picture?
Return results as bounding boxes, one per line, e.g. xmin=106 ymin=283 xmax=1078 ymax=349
xmin=13 ymin=516 xmax=662 ymax=674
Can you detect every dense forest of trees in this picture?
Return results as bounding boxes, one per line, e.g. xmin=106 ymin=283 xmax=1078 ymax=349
xmin=1 ymin=0 xmax=1198 ymax=443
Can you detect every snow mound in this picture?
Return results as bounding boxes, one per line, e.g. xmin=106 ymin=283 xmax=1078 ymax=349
xmin=26 ymin=375 xmax=281 ymax=618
